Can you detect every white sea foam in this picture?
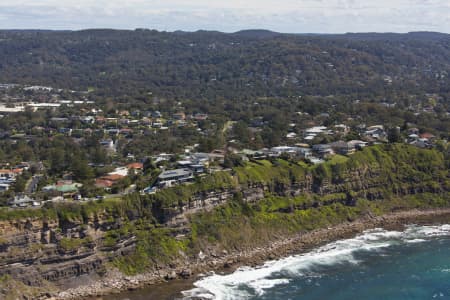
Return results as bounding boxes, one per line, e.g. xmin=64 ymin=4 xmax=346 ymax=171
xmin=182 ymin=224 xmax=450 ymax=300
xmin=405 ymin=238 xmax=427 ymax=243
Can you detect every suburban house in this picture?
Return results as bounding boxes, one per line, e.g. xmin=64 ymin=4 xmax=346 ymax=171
xmin=9 ymin=195 xmax=39 ymax=208
xmin=100 ymin=139 xmax=116 ymax=153
xmin=80 ymin=116 xmax=95 ymax=124
xmin=95 ymin=178 xmax=115 ymax=189
xmin=105 ymin=128 xmax=120 ymax=136
xmin=303 ymin=126 xmax=330 ymax=141
xmin=172 ymin=112 xmax=186 ymax=120
xmin=0 ymin=168 xmax=23 ymax=180
xmin=408 ymin=133 xmax=420 ymax=142
xmin=348 ymin=140 xmax=368 ymax=149
xmin=410 ymin=139 xmax=432 ymax=148
xmin=95 ymin=116 xmax=106 ymax=124
xmin=419 ymin=132 xmax=436 ymax=141
xmin=119 ymin=118 xmax=130 ymax=125
xmin=330 ymin=141 xmax=356 ymax=155
xmin=127 ymin=162 xmax=144 ymax=173
xmin=119 ymin=128 xmax=133 ymax=136
xmin=151 ymin=111 xmax=162 ymax=118
xmin=188 ymin=164 xmax=205 ymax=174
xmin=286 ymin=132 xmax=297 ymax=139
xmin=407 ymin=128 xmax=420 ymax=135
xmin=364 ymin=125 xmax=387 ymax=140
xmin=177 ymin=159 xmax=203 ymax=172
xmin=95 ymin=174 xmax=125 ymax=189
xmin=183 ymin=152 xmax=225 ymax=165
xmin=238 ymin=149 xmax=266 ymax=160
xmin=0 ymin=168 xmax=22 ymax=192
xmin=0 ymin=183 xmax=10 ymax=192
xmin=154 ymin=153 xmax=173 ymax=163
xmin=193 ymin=113 xmax=208 ymax=121
xmin=157 ymin=168 xmax=194 ymax=188
xmin=270 ymin=146 xmax=311 ymax=158
xmin=176 ymin=120 xmax=188 ymax=127
xmin=334 ymin=124 xmax=350 ymax=134
xmin=312 ymin=144 xmax=334 ymax=158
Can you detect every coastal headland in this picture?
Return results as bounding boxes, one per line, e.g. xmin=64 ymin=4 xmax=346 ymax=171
xmin=0 ymin=144 xmax=448 ymax=299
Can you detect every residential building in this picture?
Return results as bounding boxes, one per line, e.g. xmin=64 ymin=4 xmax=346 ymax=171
xmin=9 ymin=195 xmax=39 ymax=208
xmin=312 ymin=144 xmax=334 ymax=158
xmin=157 ymin=168 xmax=194 ymax=187
xmin=173 ymin=112 xmax=186 ymax=120
xmin=331 ymin=141 xmax=356 ymax=155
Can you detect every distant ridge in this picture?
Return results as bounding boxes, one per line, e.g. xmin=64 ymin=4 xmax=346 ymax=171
xmin=334 ymin=31 xmax=450 ymax=41
xmin=0 ymin=28 xmax=448 ymax=40
xmin=0 ymin=29 xmax=67 ymax=33
xmin=232 ymin=29 xmax=283 ymax=38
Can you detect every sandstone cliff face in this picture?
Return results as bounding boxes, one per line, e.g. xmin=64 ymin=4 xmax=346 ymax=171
xmin=161 ymin=165 xmax=444 ymax=227
xmin=0 ymin=164 xmax=446 ymax=290
xmin=0 ymin=213 xmax=125 ymax=288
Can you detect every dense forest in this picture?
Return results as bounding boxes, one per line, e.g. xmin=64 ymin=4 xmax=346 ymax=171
xmin=0 ymin=29 xmax=449 ymax=101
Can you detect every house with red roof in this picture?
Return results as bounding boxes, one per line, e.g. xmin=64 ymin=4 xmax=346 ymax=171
xmin=419 ymin=132 xmax=436 ymax=140
xmin=0 ymin=168 xmax=23 ymax=180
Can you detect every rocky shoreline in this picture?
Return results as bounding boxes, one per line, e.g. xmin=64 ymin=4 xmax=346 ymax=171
xmin=55 ymin=208 xmax=450 ymax=300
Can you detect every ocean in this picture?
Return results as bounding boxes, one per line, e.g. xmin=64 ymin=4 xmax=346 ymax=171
xmin=113 ymin=224 xmax=450 ymax=300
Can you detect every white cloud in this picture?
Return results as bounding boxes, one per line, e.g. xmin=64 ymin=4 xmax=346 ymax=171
xmin=0 ymin=0 xmax=448 ymax=33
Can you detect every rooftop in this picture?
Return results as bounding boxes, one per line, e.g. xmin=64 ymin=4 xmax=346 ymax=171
xmin=158 ymin=168 xmax=193 ymax=180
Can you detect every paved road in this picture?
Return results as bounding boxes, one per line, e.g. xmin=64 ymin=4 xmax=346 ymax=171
xmin=26 ymin=175 xmax=42 ymax=194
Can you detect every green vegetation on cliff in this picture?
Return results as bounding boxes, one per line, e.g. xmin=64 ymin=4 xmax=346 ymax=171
xmin=0 ymin=144 xmax=448 ymax=276
xmin=113 ymin=144 xmax=449 ymax=274
xmin=0 ymin=144 xmax=447 ymax=222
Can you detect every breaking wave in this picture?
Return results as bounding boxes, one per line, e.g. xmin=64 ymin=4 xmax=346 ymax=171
xmin=181 ymin=224 xmax=450 ymax=300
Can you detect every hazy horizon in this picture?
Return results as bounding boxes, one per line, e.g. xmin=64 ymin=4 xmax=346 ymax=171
xmin=0 ymin=0 xmax=449 ymax=34
xmin=0 ymin=28 xmax=449 ymax=35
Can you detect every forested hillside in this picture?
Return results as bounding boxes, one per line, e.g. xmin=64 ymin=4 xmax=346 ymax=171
xmin=0 ymin=29 xmax=449 ymax=100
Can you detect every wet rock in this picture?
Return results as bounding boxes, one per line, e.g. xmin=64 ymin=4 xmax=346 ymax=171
xmin=165 ymin=271 xmax=177 ymax=280
xmin=198 ymin=251 xmax=206 ymax=260
xmin=223 ymin=260 xmax=234 ymax=268
xmin=179 ymin=269 xmax=192 ymax=278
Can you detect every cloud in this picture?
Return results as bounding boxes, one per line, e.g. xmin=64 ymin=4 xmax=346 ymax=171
xmin=0 ymin=0 xmax=448 ymax=33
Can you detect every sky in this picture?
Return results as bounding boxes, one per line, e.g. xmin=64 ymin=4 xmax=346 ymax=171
xmin=0 ymin=0 xmax=449 ymax=33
